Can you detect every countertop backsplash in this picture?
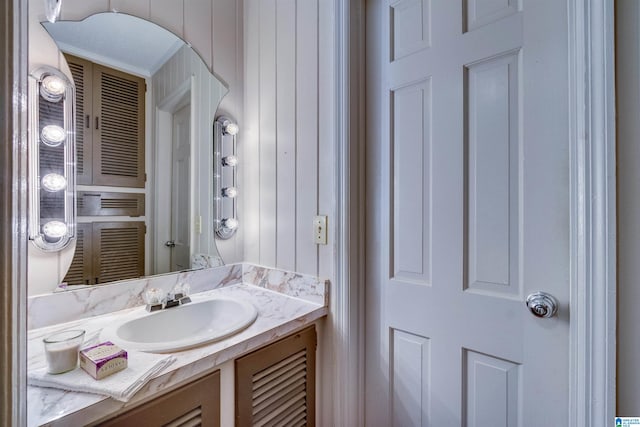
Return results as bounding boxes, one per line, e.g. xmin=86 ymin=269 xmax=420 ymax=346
xmin=28 ymin=263 xmax=329 ymax=330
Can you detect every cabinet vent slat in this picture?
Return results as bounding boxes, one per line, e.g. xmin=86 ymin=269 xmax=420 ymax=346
xmin=261 ymin=394 xmax=306 ymax=427
xmin=272 ymin=404 xmax=306 ymax=427
xmin=253 ymin=391 xmax=306 ymax=427
xmin=253 ymin=376 xmax=306 ymax=413
xmin=253 ymin=355 xmax=306 ymax=394
xmin=164 ymin=407 xmax=202 ymax=427
xmin=253 ymin=350 xmax=306 ymax=383
xmin=253 ymin=369 xmax=306 ymax=406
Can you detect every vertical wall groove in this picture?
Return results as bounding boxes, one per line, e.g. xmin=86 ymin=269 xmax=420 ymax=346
xmin=245 ymin=0 xmax=332 ymax=278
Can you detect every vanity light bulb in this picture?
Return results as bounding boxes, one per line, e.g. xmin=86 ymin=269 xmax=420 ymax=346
xmin=42 ymin=221 xmax=68 ymax=239
xmin=222 ymin=155 xmax=238 ymax=167
xmin=222 ymin=187 xmax=238 ymax=198
xmin=223 ymin=122 xmax=239 ymax=136
xmin=222 ymin=218 xmax=239 ymax=230
xmin=41 ymin=173 xmax=67 ymax=192
xmin=41 ymin=125 xmax=66 ymax=146
xmin=40 ymin=75 xmax=66 ymax=102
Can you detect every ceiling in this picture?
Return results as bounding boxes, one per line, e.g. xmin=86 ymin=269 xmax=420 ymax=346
xmin=43 ymin=13 xmax=184 ymax=77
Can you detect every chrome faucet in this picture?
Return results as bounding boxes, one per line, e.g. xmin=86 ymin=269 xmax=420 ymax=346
xmin=145 ymin=284 xmax=191 ymax=312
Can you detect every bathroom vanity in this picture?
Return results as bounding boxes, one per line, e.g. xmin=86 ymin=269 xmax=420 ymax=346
xmin=27 ymin=264 xmax=327 ymax=426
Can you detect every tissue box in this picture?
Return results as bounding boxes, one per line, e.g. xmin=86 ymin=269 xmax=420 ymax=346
xmin=80 ymin=341 xmax=128 ymax=380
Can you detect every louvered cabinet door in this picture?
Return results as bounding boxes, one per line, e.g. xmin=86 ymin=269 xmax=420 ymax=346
xmin=236 ymin=326 xmax=317 ymax=427
xmin=64 ymin=54 xmax=93 ymax=185
xmin=93 ymin=221 xmax=145 ymax=284
xmin=62 ymin=223 xmax=93 ymax=286
xmin=98 ymin=370 xmax=221 ymax=427
xmin=92 ymin=64 xmax=145 ymax=188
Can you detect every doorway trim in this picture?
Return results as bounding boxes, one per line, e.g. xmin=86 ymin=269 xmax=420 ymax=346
xmin=153 ymin=77 xmax=193 ymax=274
xmin=333 ymin=0 xmax=616 ymax=426
xmin=568 ymin=0 xmax=616 ymax=424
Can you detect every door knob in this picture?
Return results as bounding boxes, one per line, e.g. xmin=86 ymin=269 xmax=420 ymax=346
xmin=165 ymin=240 xmax=176 ymax=248
xmin=526 ymin=292 xmax=558 ymax=318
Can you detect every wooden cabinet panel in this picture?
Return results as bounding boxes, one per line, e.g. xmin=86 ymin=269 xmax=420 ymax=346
xmin=99 ymin=370 xmax=221 ymax=427
xmin=235 ymin=326 xmax=316 ymax=427
xmin=63 ymin=221 xmax=144 ymax=286
xmin=62 ymin=223 xmax=93 ymax=286
xmin=77 ymin=191 xmax=145 ymax=217
xmin=65 ymin=54 xmax=145 ymax=188
xmin=93 ymin=222 xmax=145 ymax=284
xmin=92 ymin=64 xmax=145 ymax=188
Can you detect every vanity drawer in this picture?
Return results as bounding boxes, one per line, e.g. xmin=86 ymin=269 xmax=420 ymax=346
xmin=98 ymin=370 xmax=220 ymax=427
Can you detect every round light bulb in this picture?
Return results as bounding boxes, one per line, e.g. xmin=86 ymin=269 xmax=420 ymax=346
xmin=41 ymin=173 xmax=67 ymax=192
xmin=222 ymin=218 xmax=239 ymax=230
xmin=40 ymin=75 xmax=66 ymax=102
xmin=42 ymin=221 xmax=68 ymax=239
xmin=222 ymin=187 xmax=238 ymax=198
xmin=41 ymin=125 xmax=66 ymax=146
xmin=222 ymin=155 xmax=238 ymax=167
xmin=223 ymin=122 xmax=239 ymax=136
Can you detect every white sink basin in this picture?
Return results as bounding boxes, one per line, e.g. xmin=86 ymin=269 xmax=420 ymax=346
xmin=103 ymin=297 xmax=258 ymax=353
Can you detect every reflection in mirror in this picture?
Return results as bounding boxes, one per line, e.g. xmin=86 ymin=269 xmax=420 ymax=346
xmin=37 ymin=12 xmax=228 ymax=291
xmin=28 ymin=66 xmax=76 ymax=252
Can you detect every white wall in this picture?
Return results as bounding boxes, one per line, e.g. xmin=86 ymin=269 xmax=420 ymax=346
xmin=243 ymin=0 xmax=335 ymax=280
xmin=616 ymin=0 xmax=640 ymax=415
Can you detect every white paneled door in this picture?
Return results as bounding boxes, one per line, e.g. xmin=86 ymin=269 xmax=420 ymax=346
xmin=366 ymin=0 xmax=570 ymax=425
xmin=171 ymin=103 xmax=191 ymax=271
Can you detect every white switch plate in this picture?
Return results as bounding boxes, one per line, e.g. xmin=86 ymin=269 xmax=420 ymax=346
xmin=313 ymin=215 xmax=328 ymax=245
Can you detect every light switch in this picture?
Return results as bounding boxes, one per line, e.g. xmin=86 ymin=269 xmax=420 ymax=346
xmin=313 ymin=215 xmax=328 ymax=245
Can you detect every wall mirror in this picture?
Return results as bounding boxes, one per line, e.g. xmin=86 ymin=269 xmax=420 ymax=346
xmin=31 ymin=12 xmax=229 ymax=293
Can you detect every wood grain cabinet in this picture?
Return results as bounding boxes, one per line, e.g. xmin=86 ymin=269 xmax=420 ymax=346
xmin=98 ymin=370 xmax=221 ymax=427
xmin=65 ymin=53 xmax=145 ymax=188
xmin=235 ymin=326 xmax=317 ymax=427
xmin=63 ymin=221 xmax=145 ymax=286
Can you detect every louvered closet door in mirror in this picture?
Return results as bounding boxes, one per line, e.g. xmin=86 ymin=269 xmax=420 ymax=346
xmin=65 ymin=54 xmax=93 ymax=185
xmin=64 ymin=54 xmax=145 ymax=187
xmin=92 ymin=64 xmax=145 ymax=187
xmin=93 ymin=222 xmax=145 ymax=285
xmin=62 ymin=223 xmax=93 ymax=286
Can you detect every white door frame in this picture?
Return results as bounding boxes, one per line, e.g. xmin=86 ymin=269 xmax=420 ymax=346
xmin=332 ymin=0 xmax=616 ymax=426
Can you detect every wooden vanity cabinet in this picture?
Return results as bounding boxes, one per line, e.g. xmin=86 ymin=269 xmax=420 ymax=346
xmin=97 ymin=370 xmax=220 ymax=427
xmin=235 ymin=326 xmax=317 ymax=427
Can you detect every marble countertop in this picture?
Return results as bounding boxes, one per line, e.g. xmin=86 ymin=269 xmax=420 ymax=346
xmin=27 ymin=283 xmax=327 ymax=426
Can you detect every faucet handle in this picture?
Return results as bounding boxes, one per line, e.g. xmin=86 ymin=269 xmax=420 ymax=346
xmin=172 ymin=282 xmax=191 ymax=305
xmin=144 ymin=288 xmax=164 ymax=312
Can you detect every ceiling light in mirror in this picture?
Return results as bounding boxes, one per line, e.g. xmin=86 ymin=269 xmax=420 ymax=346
xmin=41 ymin=124 xmax=66 ymax=146
xmin=41 ymin=173 xmax=67 ymax=192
